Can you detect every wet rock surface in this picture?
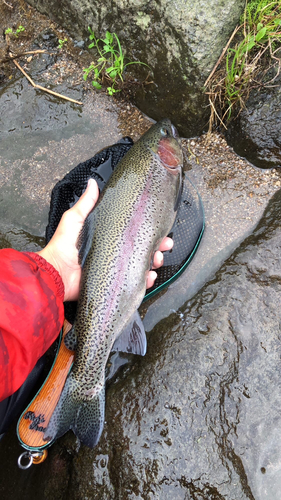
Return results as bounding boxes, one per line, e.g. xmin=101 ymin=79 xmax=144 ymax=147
xmin=225 ymin=72 xmax=281 ymax=170
xmin=25 ymin=0 xmax=245 ymax=137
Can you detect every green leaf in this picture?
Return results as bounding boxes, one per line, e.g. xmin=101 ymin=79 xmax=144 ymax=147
xmin=108 ymin=69 xmax=117 ymax=79
xmin=107 ymin=87 xmax=120 ymax=95
xmin=274 ymin=19 xmax=281 ymax=26
xmin=256 ymin=26 xmax=267 ymax=42
xmin=247 ymin=39 xmax=256 ymax=50
xmin=240 ymin=35 xmax=255 ymax=54
xmin=92 ymin=81 xmax=102 ymax=89
xmin=88 ymin=42 xmax=95 ymax=49
xmin=105 ymin=31 xmax=113 ymax=43
xmin=107 ymin=86 xmax=119 ymax=95
xmin=256 ymin=23 xmax=263 ymax=31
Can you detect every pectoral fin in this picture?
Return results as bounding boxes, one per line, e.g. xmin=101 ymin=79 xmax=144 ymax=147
xmin=112 ymin=310 xmax=147 ymax=356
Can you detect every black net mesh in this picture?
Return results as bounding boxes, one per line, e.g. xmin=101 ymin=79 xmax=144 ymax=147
xmin=148 ymin=178 xmax=204 ymax=294
xmin=45 ymin=137 xmax=134 ymax=243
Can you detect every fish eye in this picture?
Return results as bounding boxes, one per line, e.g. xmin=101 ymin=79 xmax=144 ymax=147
xmin=160 ymin=127 xmax=169 ymax=137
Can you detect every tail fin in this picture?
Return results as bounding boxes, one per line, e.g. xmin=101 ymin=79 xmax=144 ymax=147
xmin=44 ymin=375 xmax=105 ymax=448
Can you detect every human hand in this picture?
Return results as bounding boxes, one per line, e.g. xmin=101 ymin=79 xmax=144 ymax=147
xmin=38 ymin=179 xmax=173 ymax=302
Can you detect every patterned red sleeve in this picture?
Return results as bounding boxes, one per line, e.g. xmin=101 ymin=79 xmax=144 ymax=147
xmin=0 ymin=248 xmax=65 ymax=401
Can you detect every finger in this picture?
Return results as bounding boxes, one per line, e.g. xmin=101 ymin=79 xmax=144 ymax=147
xmin=158 ymin=236 xmax=173 ymax=252
xmin=152 ymin=250 xmax=163 ymax=269
xmin=70 ymin=178 xmax=99 ymax=221
xmin=146 ymin=270 xmax=157 ymax=289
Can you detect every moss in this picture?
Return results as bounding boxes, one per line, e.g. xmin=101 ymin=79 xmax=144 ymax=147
xmin=135 ymin=11 xmax=151 ymax=29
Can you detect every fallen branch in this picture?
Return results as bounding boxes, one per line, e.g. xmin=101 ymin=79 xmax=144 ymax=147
xmin=11 ymin=54 xmax=83 ymax=105
xmin=2 ymin=0 xmax=13 ymax=8
xmin=0 ymin=50 xmax=47 ymax=64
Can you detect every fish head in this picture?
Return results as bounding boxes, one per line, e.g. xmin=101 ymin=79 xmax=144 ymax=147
xmin=143 ymin=118 xmax=183 ymax=175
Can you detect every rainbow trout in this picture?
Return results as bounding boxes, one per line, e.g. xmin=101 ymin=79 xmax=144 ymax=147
xmin=44 ymin=119 xmax=183 ymax=447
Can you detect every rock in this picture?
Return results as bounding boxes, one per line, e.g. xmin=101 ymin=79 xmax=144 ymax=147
xmin=34 ymin=27 xmax=59 ymax=48
xmin=73 ymin=40 xmax=84 ymax=48
xmin=65 ymin=188 xmax=281 ymax=499
xmin=226 ymin=71 xmax=281 ymax=169
xmin=25 ymin=0 xmax=245 ymax=137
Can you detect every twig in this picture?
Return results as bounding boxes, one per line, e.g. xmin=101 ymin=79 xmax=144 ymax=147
xmin=0 ymin=50 xmax=47 ymax=64
xmin=2 ymin=0 xmax=13 ymax=8
xmin=267 ymin=37 xmax=281 ymax=83
xmin=11 ymin=55 xmax=83 ymax=105
xmin=204 ymin=25 xmax=241 ymax=88
xmin=208 ymin=96 xmax=227 ymax=130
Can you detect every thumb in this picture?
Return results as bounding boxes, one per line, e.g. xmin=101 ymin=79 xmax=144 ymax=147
xmin=72 ymin=178 xmax=99 ymax=221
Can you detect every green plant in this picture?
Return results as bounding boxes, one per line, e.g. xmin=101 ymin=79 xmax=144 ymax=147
xmin=5 ymin=25 xmax=25 ymax=37
xmin=206 ymin=0 xmax=281 ymax=129
xmin=58 ymin=38 xmax=68 ymax=49
xmin=83 ymin=27 xmax=149 ymax=95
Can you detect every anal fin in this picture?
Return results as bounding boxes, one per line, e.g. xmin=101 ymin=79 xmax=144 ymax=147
xmin=112 ymin=310 xmax=147 ymax=356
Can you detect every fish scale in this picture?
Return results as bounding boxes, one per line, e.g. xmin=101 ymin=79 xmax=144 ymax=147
xmin=44 ymin=119 xmax=183 ymax=448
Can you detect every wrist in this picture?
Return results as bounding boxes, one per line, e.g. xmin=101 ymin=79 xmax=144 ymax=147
xmin=37 ymin=247 xmax=75 ymax=302
xmin=37 ymin=247 xmax=66 ymax=299
xmin=25 ymin=251 xmax=65 ymax=303
xmin=37 ymin=247 xmax=61 ymax=277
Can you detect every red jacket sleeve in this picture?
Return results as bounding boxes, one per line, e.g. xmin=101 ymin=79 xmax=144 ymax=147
xmin=0 ymin=249 xmax=65 ymax=401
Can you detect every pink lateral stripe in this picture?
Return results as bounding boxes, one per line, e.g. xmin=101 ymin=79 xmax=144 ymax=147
xmin=100 ymin=171 xmax=153 ymax=335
